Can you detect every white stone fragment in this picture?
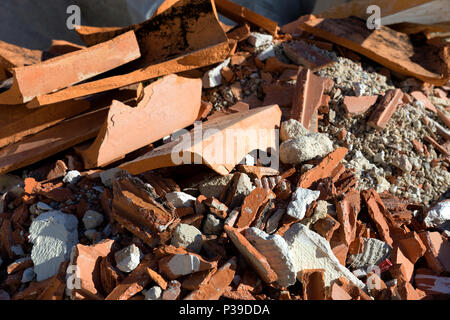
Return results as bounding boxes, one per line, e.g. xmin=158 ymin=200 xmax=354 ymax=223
xmin=203 ymin=214 xmax=223 ymax=235
xmin=257 ymin=45 xmax=275 ymax=61
xmin=199 ymin=174 xmax=234 ymax=199
xmin=283 ymin=223 xmax=366 ymax=289
xmin=82 ymin=210 xmax=104 ymax=230
xmin=248 ymin=32 xmax=273 ymax=48
xmin=245 ymin=228 xmax=297 ymax=287
xmin=100 ymin=168 xmax=124 ymax=188
xmin=424 ymin=201 xmax=450 ymax=232
xmin=166 ymin=192 xmax=196 ymax=208
xmin=347 ymin=238 xmax=391 ymax=269
xmin=115 ymin=244 xmax=141 ymax=273
xmin=21 ymin=267 xmax=35 ymax=283
xmin=143 ymin=286 xmax=162 ymax=300
xmin=62 ymin=170 xmax=81 ymax=184
xmin=229 ymin=173 xmax=254 ymax=209
xmin=287 ymin=187 xmax=320 ymax=220
xmin=166 ymin=254 xmax=201 ymax=277
xmin=171 ymin=224 xmax=203 ymax=253
xmin=202 ymin=58 xmax=231 ymax=89
xmin=36 ymin=202 xmax=53 ymax=212
xmin=280 ymin=119 xmax=310 ymax=142
xmin=29 ymin=211 xmax=78 ymax=281
xmin=280 ymin=134 xmax=334 ymax=164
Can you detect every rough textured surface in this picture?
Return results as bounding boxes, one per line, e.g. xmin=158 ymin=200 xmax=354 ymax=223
xmin=199 ymin=175 xmax=234 ymax=199
xmin=202 ymin=58 xmax=231 ymax=89
xmin=166 ymin=192 xmax=196 ymax=208
xmin=287 ymin=187 xmax=320 ymax=220
xmin=143 ymin=286 xmax=162 ymax=300
xmin=114 ymin=244 xmax=141 ymax=273
xmin=347 ymin=238 xmax=391 ymax=269
xmin=424 ymin=201 xmax=450 ymax=232
xmin=283 ymin=223 xmax=365 ymax=289
xmin=280 ymin=119 xmax=310 ymax=142
xmin=62 ymin=170 xmax=81 ymax=185
xmin=280 ymin=133 xmax=334 ymax=164
xmin=82 ymin=210 xmax=104 ymax=230
xmin=245 ymin=227 xmax=297 ymax=287
xmin=202 ymin=214 xmax=224 ymax=236
xmin=100 ymin=168 xmax=124 ymax=188
xmin=29 ymin=211 xmax=78 ymax=281
xmin=170 ymin=224 xmax=203 ymax=253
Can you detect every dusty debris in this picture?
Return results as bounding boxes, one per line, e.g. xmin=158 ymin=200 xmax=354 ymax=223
xmin=0 ymin=0 xmax=449 ymax=302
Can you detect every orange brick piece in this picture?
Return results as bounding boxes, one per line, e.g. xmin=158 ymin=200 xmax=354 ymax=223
xmin=0 ymin=108 xmax=108 ymax=174
xmin=290 ymin=68 xmax=324 ymax=131
xmin=224 ymin=226 xmax=278 ymax=284
xmin=0 ymin=40 xmax=43 ymax=69
xmin=301 ymin=269 xmax=327 ymax=300
xmin=69 ymin=240 xmax=114 ymax=299
xmin=283 ymin=41 xmax=335 ymax=71
xmin=342 ymin=96 xmax=379 ymax=116
xmin=79 ymin=75 xmax=202 ymax=169
xmin=0 ymin=31 xmax=141 ymax=105
xmin=214 ymin=0 xmax=279 ymax=36
xmin=119 ymin=105 xmax=282 ymax=176
xmin=298 ymin=147 xmax=348 ymax=189
xmin=184 ymin=257 xmax=237 ymax=300
xmin=300 ymin=17 xmax=448 ymax=85
xmin=367 ymin=89 xmax=404 ymax=130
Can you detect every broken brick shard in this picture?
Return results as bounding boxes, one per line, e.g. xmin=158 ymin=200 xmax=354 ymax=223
xmin=342 ymin=95 xmax=379 ymax=116
xmin=26 ymin=42 xmax=230 ymax=108
xmin=105 ymin=255 xmax=153 ymax=300
xmin=79 ymin=75 xmax=202 ymax=169
xmin=214 ymin=0 xmax=279 ymax=36
xmin=0 ymin=40 xmax=42 ymax=70
xmin=236 ymin=188 xmax=274 ymax=229
xmin=290 ymin=68 xmax=325 ymax=131
xmin=224 ymin=225 xmax=278 ymax=284
xmin=283 ymin=41 xmax=335 ymax=71
xmin=0 ymin=108 xmax=108 ymax=174
xmin=119 ymin=105 xmax=282 ymax=176
xmin=301 ymin=17 xmax=449 ymax=85
xmin=112 ymin=176 xmax=178 ymax=247
xmin=184 ymin=257 xmax=237 ymax=300
xmin=367 ymin=89 xmax=404 ymax=130
xmin=0 ymin=31 xmax=141 ymax=105
xmin=0 ymin=99 xmax=91 ymax=149
xmin=300 ymin=269 xmax=327 ymax=300
xmin=68 ymin=240 xmax=114 ymax=300
xmin=298 ymin=147 xmax=348 ymax=189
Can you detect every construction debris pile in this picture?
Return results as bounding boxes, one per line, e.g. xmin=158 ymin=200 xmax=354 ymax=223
xmin=0 ymin=0 xmax=449 ymax=301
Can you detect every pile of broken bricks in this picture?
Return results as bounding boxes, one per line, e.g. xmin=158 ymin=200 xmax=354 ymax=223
xmin=0 ymin=0 xmax=450 ymax=301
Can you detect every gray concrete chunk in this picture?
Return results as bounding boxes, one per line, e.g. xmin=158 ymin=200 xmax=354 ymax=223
xmin=29 ymin=211 xmax=78 ymax=281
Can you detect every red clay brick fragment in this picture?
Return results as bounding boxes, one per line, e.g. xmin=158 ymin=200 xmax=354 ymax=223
xmin=410 ymin=91 xmax=437 ymax=113
xmin=290 ymin=68 xmax=324 ymax=131
xmin=0 ymin=31 xmax=140 ymax=105
xmin=69 ymin=240 xmax=114 ymax=299
xmin=236 ymin=188 xmax=274 ymax=228
xmin=342 ymin=95 xmax=378 ymax=116
xmin=367 ymin=89 xmax=404 ymax=130
xmin=184 ymin=257 xmax=237 ymax=300
xmin=224 ymin=226 xmax=277 ymax=284
xmin=79 ymin=75 xmax=201 ymax=168
xmin=419 ymin=231 xmax=450 ymax=274
xmin=298 ymin=147 xmax=348 ymax=189
xmin=301 ymin=269 xmax=327 ymax=300
xmin=119 ymin=105 xmax=281 ymax=176
xmin=283 ymin=41 xmax=335 ymax=71
xmin=214 ymin=0 xmax=279 ymax=36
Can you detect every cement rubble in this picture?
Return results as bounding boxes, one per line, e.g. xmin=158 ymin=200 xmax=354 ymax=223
xmin=29 ymin=211 xmax=78 ymax=281
xmin=170 ymin=224 xmax=203 ymax=254
xmin=287 ymin=187 xmax=320 ymax=220
xmin=283 ymin=223 xmax=366 ymax=289
xmin=114 ymin=244 xmax=141 ymax=273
